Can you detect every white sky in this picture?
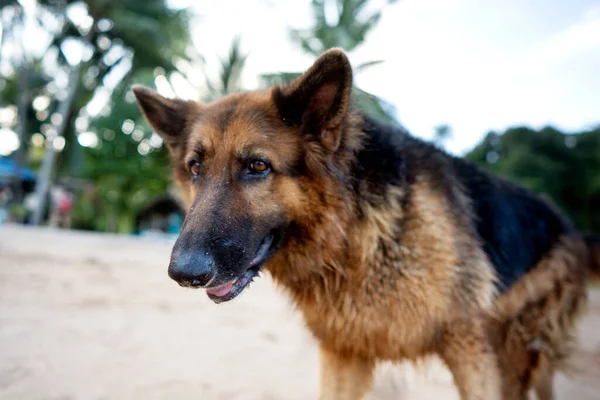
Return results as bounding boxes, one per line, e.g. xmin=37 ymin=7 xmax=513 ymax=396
xmin=178 ymin=0 xmax=600 ymax=155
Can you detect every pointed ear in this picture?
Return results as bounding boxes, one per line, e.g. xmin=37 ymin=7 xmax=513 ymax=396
xmin=273 ymin=48 xmax=353 ymax=152
xmin=132 ymin=85 xmax=195 ymax=148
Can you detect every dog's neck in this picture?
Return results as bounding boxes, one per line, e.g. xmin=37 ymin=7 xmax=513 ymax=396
xmin=266 ymin=112 xmax=407 ymax=306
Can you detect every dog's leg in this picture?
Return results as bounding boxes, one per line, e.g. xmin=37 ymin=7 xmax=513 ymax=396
xmin=533 ymin=366 xmax=554 ymax=400
xmin=318 ymin=346 xmax=375 ymax=400
xmin=438 ymin=319 xmax=503 ymax=400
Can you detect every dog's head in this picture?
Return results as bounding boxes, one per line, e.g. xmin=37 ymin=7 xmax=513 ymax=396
xmin=133 ymin=49 xmax=354 ymax=303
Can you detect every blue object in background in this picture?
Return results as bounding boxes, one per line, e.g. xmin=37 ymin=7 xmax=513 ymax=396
xmin=167 ymin=212 xmax=183 ymax=234
xmin=0 ymin=157 xmax=36 ymax=184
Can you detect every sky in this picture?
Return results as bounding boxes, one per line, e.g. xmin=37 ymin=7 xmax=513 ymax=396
xmin=179 ymin=0 xmax=600 ymax=155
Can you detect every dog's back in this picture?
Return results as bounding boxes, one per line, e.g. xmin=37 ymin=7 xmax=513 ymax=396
xmin=364 ymin=115 xmax=578 ymax=292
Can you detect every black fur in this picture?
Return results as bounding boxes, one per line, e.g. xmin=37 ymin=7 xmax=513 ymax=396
xmin=354 ymin=115 xmax=574 ymax=292
xmin=352 ymin=116 xmax=407 ymax=201
xmin=453 ymin=159 xmax=573 ymax=290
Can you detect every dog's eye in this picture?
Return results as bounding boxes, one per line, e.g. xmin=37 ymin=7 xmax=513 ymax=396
xmin=188 ymin=160 xmax=201 ymax=177
xmin=248 ymin=160 xmax=270 ymax=175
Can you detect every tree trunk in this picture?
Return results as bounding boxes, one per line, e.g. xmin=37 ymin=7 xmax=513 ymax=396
xmin=31 ymin=63 xmax=82 ymax=225
xmin=13 ymin=49 xmax=30 ymax=203
xmin=0 ymin=8 xmax=7 ymax=106
xmin=5 ymin=6 xmax=30 ymax=204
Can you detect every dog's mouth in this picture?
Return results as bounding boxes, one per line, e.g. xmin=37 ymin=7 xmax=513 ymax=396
xmin=205 ymin=232 xmax=278 ymax=304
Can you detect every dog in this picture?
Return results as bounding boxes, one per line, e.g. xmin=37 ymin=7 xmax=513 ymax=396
xmin=133 ymin=48 xmax=600 ymax=400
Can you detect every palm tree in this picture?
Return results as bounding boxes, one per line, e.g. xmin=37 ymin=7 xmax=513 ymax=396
xmin=262 ymin=0 xmax=399 ymax=125
xmin=200 ymin=36 xmax=248 ymax=101
xmin=28 ymin=0 xmax=192 ymax=225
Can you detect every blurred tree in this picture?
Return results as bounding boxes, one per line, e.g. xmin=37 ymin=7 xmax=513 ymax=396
xmin=200 ymin=36 xmax=248 ymax=101
xmin=0 ymin=2 xmax=57 ymax=204
xmin=291 ymin=0 xmax=396 ymax=54
xmin=466 ymin=125 xmax=600 ymax=233
xmin=262 ymin=0 xmax=399 ymax=125
xmin=434 ymin=124 xmax=452 ymax=147
xmin=78 ymin=69 xmax=173 ymax=232
xmin=1 ymin=2 xmax=30 ymax=201
xmin=24 ymin=0 xmax=192 ymax=225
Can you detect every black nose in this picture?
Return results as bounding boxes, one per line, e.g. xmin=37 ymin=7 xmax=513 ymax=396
xmin=168 ymin=248 xmax=216 ymax=288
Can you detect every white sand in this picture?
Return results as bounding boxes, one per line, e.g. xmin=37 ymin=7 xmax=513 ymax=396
xmin=1 ymin=224 xmax=599 ymax=399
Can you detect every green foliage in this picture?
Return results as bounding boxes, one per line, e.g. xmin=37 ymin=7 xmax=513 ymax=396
xmin=1 ymin=0 xmax=192 ymax=228
xmin=466 ymin=125 xmax=600 ymax=233
xmin=1 ymin=0 xmax=192 ymax=172
xmin=76 ymin=70 xmax=172 ymax=232
xmin=0 ymin=61 xmax=53 ymax=168
xmin=9 ymin=202 xmax=27 ymax=221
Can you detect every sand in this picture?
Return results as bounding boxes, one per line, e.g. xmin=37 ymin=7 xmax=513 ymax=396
xmin=1 ymin=224 xmax=599 ymax=399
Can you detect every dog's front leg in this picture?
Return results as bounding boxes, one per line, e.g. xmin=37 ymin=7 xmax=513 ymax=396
xmin=318 ymin=346 xmax=375 ymax=400
xmin=438 ymin=318 xmax=503 ymax=400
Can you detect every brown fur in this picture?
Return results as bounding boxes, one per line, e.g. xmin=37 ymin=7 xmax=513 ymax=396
xmin=489 ymin=236 xmax=589 ymax=399
xmin=133 ymin=48 xmax=598 ymax=400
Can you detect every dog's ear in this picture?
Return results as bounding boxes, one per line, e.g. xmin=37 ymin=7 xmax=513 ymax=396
xmin=132 ymin=85 xmax=196 ymax=149
xmin=273 ymin=48 xmax=353 ymax=152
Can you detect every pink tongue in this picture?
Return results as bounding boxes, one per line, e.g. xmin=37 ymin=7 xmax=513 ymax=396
xmin=206 ymin=281 xmax=235 ymax=297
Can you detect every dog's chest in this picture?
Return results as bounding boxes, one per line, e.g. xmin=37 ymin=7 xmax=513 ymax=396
xmin=298 ymin=277 xmax=441 ymax=361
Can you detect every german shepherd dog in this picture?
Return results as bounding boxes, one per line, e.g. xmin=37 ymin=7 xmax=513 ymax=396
xmin=133 ymin=49 xmax=600 ymax=400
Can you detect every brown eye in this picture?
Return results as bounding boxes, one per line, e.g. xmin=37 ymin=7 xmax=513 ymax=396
xmin=248 ymin=160 xmax=270 ymax=174
xmin=189 ymin=161 xmax=201 ymax=177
